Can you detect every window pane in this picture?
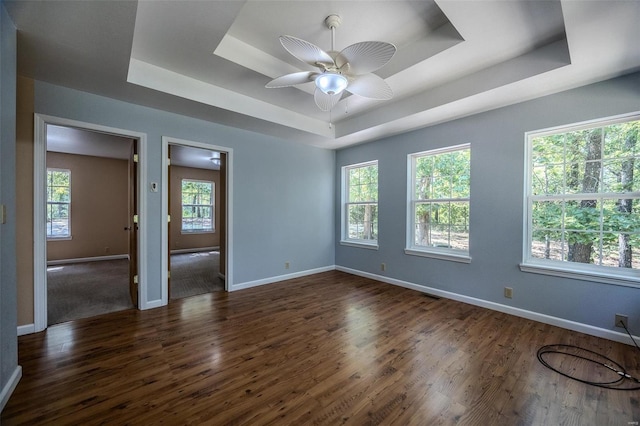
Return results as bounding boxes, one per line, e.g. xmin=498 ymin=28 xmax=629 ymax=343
xmin=413 ymin=201 xmax=470 ymax=250
xmin=47 ymin=169 xmax=70 ymax=238
xmin=450 ymin=226 xmax=469 ymax=251
xmin=430 ymin=224 xmax=450 ymax=248
xmin=347 ymin=204 xmax=377 ymax=240
xmin=532 ymin=164 xmax=564 ymax=195
xmin=344 ymin=162 xmax=378 ymax=242
xmin=348 ymin=165 xmax=378 ymax=203
xmin=527 ymin=116 xmax=640 ymax=273
xmin=602 ymin=159 xmax=639 ymax=193
xmin=432 ymin=173 xmax=451 ymax=199
xmin=414 ymin=203 xmax=431 ymax=246
xmin=531 ymin=229 xmax=565 ymax=261
xmin=564 ymin=199 xmax=600 ymax=232
xmin=532 ymin=200 xmax=563 ymax=231
xmin=181 ymin=179 xmax=214 ymax=232
xmin=532 ymin=134 xmax=564 ymax=165
xmin=410 ymin=146 xmax=470 ymax=254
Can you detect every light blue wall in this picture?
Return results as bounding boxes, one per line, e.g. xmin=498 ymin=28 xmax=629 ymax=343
xmin=336 ymin=72 xmax=640 ymax=333
xmin=34 ymin=81 xmax=335 ymax=301
xmin=0 ymin=0 xmax=19 ymax=410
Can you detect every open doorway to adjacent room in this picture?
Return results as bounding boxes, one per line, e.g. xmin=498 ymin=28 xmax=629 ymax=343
xmin=167 ymin=143 xmax=228 ymax=300
xmin=44 ymin=124 xmax=138 ymax=325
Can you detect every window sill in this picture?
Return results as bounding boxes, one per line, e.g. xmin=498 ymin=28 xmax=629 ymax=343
xmin=519 ymin=261 xmax=640 ymax=288
xmin=340 ymin=240 xmax=379 ymax=250
xmin=404 ymin=248 xmax=471 ymax=263
xmin=181 ymin=230 xmax=215 ymax=235
xmin=47 ymin=236 xmax=72 ymax=241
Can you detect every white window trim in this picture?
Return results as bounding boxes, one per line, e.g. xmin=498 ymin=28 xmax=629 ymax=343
xmin=521 ymin=111 xmax=640 ymax=288
xmin=46 ymin=168 xmax=71 ymax=240
xmin=181 ymin=178 xmax=215 ymax=234
xmin=341 ymin=160 xmax=379 ymax=249
xmin=406 ymin=143 xmax=471 ymax=262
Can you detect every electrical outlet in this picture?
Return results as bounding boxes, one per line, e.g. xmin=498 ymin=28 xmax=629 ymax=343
xmin=381 ymin=263 xmax=386 ymax=272
xmin=615 ymin=314 xmax=628 ymax=328
xmin=504 ymin=287 xmax=513 ymax=299
xmin=285 ymin=262 xmax=290 ymax=269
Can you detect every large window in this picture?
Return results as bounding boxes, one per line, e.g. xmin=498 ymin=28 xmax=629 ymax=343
xmin=342 ymin=161 xmax=378 ymax=246
xmin=46 ymin=168 xmax=71 ymax=239
xmin=407 ymin=144 xmax=470 ymax=261
xmin=181 ymin=179 xmax=214 ymax=233
xmin=524 ymin=113 xmax=639 ymax=284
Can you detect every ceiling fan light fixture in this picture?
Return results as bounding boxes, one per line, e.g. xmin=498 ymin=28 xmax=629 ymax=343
xmin=315 ymin=73 xmax=348 ymax=95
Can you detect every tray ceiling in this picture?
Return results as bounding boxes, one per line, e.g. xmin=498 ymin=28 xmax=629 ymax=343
xmin=6 ymin=0 xmax=640 ymax=149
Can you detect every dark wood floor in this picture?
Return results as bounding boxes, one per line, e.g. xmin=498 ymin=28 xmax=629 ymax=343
xmin=3 ymin=271 xmax=639 ymax=425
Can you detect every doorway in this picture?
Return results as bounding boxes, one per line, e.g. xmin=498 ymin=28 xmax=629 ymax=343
xmin=45 ymin=125 xmax=136 ymax=325
xmin=33 ymin=114 xmax=148 ymax=332
xmin=161 ymin=137 xmax=233 ymax=303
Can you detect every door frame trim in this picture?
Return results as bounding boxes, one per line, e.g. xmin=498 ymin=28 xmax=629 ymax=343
xmin=161 ymin=136 xmax=233 ymax=303
xmin=33 ymin=114 xmax=149 ymax=332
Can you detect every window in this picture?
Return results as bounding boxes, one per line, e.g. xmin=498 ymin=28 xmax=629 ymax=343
xmin=342 ymin=161 xmax=378 ymax=247
xmin=407 ymin=144 xmax=470 ymax=261
xmin=181 ymin=179 xmax=214 ymax=233
xmin=524 ymin=113 xmax=640 ymax=285
xmin=47 ymin=168 xmax=71 ymax=239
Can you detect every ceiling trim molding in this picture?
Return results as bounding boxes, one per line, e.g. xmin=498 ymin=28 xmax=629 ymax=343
xmin=127 ymin=58 xmax=334 ymax=138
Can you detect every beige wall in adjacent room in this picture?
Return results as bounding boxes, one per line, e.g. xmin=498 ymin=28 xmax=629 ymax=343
xmin=16 ymin=76 xmax=34 ymax=326
xmin=170 ymin=165 xmax=220 ymax=251
xmin=46 ymin=152 xmax=129 ymax=261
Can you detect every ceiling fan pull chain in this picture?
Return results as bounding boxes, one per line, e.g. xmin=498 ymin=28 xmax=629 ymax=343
xmin=329 ymin=109 xmax=333 ymax=129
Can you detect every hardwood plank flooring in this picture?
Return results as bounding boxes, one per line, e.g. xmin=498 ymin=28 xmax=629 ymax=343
xmin=3 ymin=271 xmax=639 ymax=425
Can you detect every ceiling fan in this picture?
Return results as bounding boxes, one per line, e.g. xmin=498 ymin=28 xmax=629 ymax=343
xmin=265 ymin=14 xmax=396 ymax=112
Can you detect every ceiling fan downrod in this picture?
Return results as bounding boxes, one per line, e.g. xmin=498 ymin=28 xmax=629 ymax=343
xmin=325 ymin=14 xmax=341 ymax=52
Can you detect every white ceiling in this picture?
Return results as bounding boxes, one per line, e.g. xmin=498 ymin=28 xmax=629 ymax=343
xmin=6 ymin=0 xmax=640 ymax=150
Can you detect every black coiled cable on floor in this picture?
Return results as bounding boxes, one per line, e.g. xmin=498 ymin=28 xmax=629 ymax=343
xmin=537 ymin=322 xmax=640 ymax=391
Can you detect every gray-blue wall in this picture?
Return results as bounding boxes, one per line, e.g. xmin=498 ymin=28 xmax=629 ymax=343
xmin=336 ymin=72 xmax=640 ymax=334
xmin=34 ymin=81 xmax=335 ymax=302
xmin=0 ymin=0 xmax=19 ymax=411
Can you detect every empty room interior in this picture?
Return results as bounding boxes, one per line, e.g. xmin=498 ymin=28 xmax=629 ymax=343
xmin=1 ymin=0 xmax=639 ymax=424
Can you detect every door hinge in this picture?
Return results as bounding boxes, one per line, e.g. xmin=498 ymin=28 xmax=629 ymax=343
xmin=133 ymin=275 xmax=138 ymax=284
xmin=167 ymin=158 xmax=171 ymax=166
xmin=133 ymin=214 xmax=139 ymax=224
xmin=168 ymin=215 xmax=171 ymax=223
xmin=133 ymin=154 xmax=139 ymax=163
xmin=167 ymin=271 xmax=171 ymax=279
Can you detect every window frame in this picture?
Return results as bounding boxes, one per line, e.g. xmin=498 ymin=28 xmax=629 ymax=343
xmin=341 ymin=160 xmax=379 ymax=249
xmin=46 ymin=168 xmax=72 ymax=240
xmin=521 ymin=112 xmax=640 ymax=287
xmin=405 ymin=144 xmax=471 ymax=263
xmin=181 ymin=178 xmax=215 ymax=234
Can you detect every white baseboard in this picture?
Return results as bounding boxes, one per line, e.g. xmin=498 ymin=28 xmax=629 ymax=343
xmin=0 ymin=365 xmax=22 ymax=412
xmin=17 ymin=324 xmax=35 ymax=336
xmin=47 ymin=254 xmax=129 ymax=266
xmin=336 ymin=266 xmax=640 ymax=347
xmin=170 ymin=247 xmax=219 ymax=255
xmin=232 ymin=265 xmax=335 ymax=292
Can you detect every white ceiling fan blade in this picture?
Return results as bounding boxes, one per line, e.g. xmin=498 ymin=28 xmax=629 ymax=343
xmin=314 ymin=88 xmax=342 ymax=111
xmin=346 ymin=74 xmax=393 ymax=100
xmin=336 ymin=41 xmax=396 ymax=75
xmin=265 ymin=72 xmax=316 ymax=88
xmin=280 ymin=36 xmax=335 ymax=68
